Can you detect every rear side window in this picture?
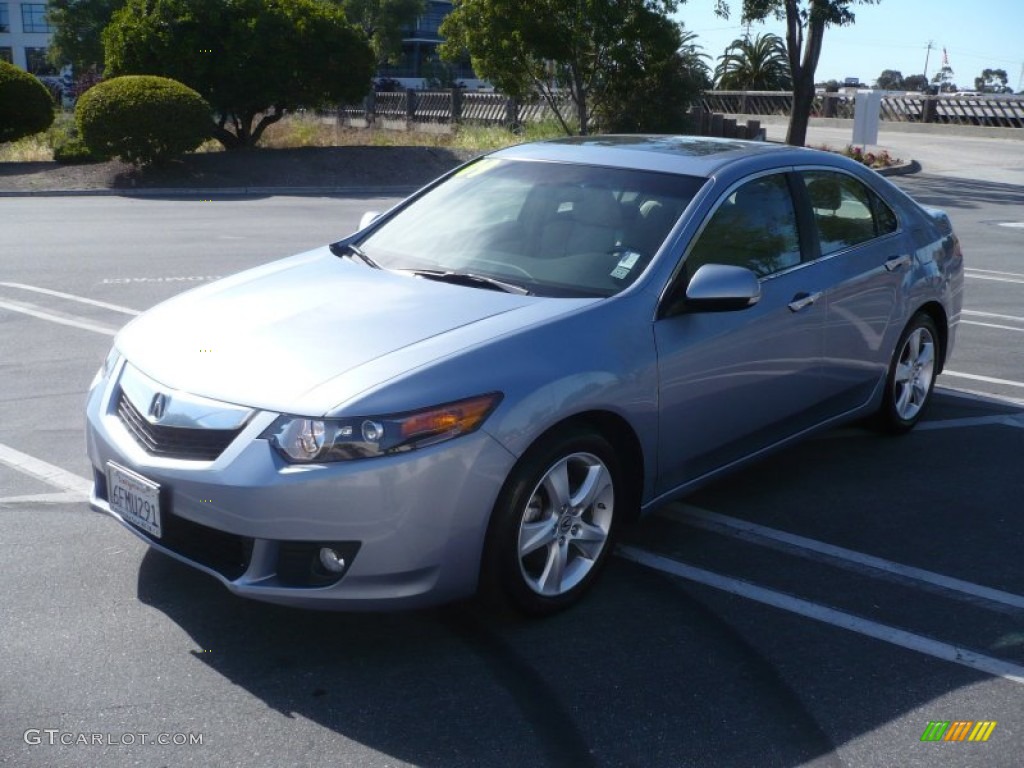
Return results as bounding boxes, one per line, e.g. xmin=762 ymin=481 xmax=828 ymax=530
xmin=801 ymin=171 xmax=898 ymax=256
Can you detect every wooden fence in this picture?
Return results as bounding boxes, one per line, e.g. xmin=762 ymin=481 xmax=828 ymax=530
xmin=339 ymin=89 xmax=574 ymax=128
xmin=700 ymin=90 xmax=1024 ymax=128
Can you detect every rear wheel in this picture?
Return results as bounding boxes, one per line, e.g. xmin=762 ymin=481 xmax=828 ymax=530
xmin=482 ymin=428 xmax=620 ymax=615
xmin=878 ymin=312 xmax=939 ymax=433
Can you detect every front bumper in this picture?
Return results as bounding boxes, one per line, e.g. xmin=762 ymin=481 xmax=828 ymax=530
xmin=85 ymin=361 xmax=517 ymax=610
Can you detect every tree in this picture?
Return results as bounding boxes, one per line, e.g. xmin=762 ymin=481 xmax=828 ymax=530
xmin=902 ymin=73 xmax=928 ymax=92
xmin=337 ymin=0 xmax=426 ymax=64
xmin=714 ymin=33 xmax=792 ymax=90
xmin=103 ymin=0 xmax=375 ymax=149
xmin=440 ymin=0 xmax=684 ymax=136
xmin=598 ymin=27 xmax=712 ymax=133
xmin=0 ymin=60 xmax=55 ymax=142
xmin=46 ymin=0 xmax=126 ymax=73
xmin=874 ymin=69 xmax=903 ymax=90
xmin=714 ymin=0 xmax=878 ymax=147
xmin=975 ymin=68 xmax=1009 ymax=93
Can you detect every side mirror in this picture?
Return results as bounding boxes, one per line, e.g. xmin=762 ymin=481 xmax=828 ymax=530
xmin=681 ymin=263 xmax=761 ymax=312
xmin=358 ymin=211 xmax=382 ymax=231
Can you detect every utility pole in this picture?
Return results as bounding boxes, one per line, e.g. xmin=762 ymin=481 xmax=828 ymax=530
xmin=923 ymin=40 xmax=934 ymax=80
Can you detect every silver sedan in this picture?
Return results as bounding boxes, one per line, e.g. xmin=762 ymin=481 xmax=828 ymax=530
xmin=85 ymin=136 xmax=963 ymax=614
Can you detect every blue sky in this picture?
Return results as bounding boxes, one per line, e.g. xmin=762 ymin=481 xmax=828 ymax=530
xmin=674 ymin=1 xmax=1024 ymax=89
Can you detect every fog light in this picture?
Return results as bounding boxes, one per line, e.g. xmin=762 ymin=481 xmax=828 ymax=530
xmin=318 ymin=547 xmax=347 ymax=573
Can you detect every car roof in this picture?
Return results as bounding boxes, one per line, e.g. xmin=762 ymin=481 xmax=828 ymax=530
xmin=489 ymin=135 xmax=826 ymax=178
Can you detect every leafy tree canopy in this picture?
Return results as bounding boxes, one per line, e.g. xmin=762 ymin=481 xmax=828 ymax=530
xmin=714 ymin=33 xmax=792 ymax=90
xmin=440 ymin=0 xmax=695 ymax=136
xmin=103 ymin=0 xmax=375 ymax=149
xmin=975 ymin=68 xmax=1009 ymax=93
xmin=714 ymin=0 xmax=878 ymax=146
xmin=47 ymin=0 xmax=126 ymax=73
xmin=336 ymin=0 xmax=426 ymax=64
xmin=874 ymin=68 xmax=903 ymax=90
xmin=902 ymin=73 xmax=928 ymax=92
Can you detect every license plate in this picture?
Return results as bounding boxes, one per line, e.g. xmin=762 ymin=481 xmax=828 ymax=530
xmin=106 ymin=462 xmax=161 ymax=538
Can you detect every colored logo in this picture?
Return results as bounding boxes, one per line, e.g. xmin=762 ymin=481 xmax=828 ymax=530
xmin=920 ymin=721 xmax=997 ymax=742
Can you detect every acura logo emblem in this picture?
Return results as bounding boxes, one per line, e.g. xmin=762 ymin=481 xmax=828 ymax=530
xmin=149 ymin=393 xmax=168 ymax=421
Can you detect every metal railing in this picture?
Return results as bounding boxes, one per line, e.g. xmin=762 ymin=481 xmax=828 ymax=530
xmin=700 ymin=90 xmax=1024 ymax=128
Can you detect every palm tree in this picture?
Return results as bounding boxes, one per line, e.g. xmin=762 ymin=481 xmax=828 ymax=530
xmin=714 ymin=33 xmax=792 ymax=91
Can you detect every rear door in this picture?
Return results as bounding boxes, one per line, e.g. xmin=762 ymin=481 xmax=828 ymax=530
xmin=798 ymin=169 xmax=908 ymax=411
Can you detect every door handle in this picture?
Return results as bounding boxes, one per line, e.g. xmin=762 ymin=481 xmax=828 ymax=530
xmin=885 ymin=254 xmax=911 ymax=272
xmin=788 ymin=291 xmax=822 ymax=312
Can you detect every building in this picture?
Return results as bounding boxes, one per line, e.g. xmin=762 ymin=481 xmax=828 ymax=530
xmin=0 ymin=2 xmax=55 ymax=73
xmin=378 ymin=0 xmax=481 ymax=88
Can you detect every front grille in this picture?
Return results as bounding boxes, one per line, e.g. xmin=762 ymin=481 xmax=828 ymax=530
xmin=117 ymin=390 xmax=242 ymax=461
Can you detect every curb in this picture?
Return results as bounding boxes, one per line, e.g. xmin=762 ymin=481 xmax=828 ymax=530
xmin=0 ymin=184 xmax=420 ymax=199
xmin=877 ymin=159 xmax=921 ymax=177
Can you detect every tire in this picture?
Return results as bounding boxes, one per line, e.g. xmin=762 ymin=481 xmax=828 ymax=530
xmin=482 ymin=427 xmax=622 ymax=616
xmin=877 ymin=312 xmax=939 ymax=433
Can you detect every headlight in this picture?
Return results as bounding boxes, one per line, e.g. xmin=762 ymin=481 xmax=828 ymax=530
xmin=261 ymin=393 xmax=502 ymax=463
xmin=89 ymin=346 xmax=121 ymax=390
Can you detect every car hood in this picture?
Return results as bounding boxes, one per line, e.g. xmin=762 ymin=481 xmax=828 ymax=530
xmin=116 ymin=247 xmax=594 ymax=415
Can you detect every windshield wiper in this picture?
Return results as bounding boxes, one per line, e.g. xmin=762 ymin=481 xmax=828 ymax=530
xmin=406 ymin=269 xmax=532 ymax=295
xmin=330 ymin=241 xmax=381 ymax=269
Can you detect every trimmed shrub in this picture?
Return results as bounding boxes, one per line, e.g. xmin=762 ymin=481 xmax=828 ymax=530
xmin=47 ymin=113 xmax=108 ymax=164
xmin=0 ymin=60 xmax=55 ymax=143
xmin=76 ymin=75 xmax=211 ymax=165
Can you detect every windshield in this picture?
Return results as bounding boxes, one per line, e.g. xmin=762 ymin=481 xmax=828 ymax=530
xmin=356 ymin=158 xmax=706 ymax=298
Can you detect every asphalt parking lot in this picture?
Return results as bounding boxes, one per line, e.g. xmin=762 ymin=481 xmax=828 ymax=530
xmin=2 ymin=167 xmax=1023 ymax=767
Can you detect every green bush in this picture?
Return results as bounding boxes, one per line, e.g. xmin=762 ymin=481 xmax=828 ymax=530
xmin=76 ymin=75 xmax=211 ymax=165
xmin=0 ymin=60 xmax=55 ymax=143
xmin=47 ymin=112 xmax=108 ymax=164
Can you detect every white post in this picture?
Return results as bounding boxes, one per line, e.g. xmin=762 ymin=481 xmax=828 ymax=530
xmin=852 ymin=89 xmax=882 ymax=146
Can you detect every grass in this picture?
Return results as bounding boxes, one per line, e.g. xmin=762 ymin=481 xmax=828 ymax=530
xmin=0 ymin=131 xmax=52 ymax=162
xmin=259 ymin=111 xmax=569 ymax=151
xmin=0 ymin=110 xmax=570 ymax=163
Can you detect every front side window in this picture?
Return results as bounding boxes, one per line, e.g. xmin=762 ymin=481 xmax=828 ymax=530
xmin=685 ymin=173 xmax=801 ymax=278
xmin=20 ymin=3 xmax=50 ymax=32
xmin=356 ymin=158 xmax=705 ymax=298
xmin=0 ymin=48 xmax=12 ymax=64
xmin=802 ymin=171 xmax=898 ymax=256
xmin=1 ymin=5 xmax=10 ymax=34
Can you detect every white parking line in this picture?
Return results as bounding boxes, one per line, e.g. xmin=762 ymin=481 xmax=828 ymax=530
xmin=0 ymin=491 xmax=89 ymax=504
xmin=0 ymin=282 xmax=141 ymax=315
xmin=963 ymin=309 xmax=1024 ymax=323
xmin=966 ymin=267 xmax=1024 ymax=278
xmin=660 ymin=505 xmax=1024 ymax=611
xmin=0 ymin=298 xmax=118 ymax=336
xmin=617 ymin=545 xmax=1024 ymax=685
xmin=961 ymin=320 xmax=1024 ymax=333
xmin=964 ymin=273 xmax=1024 ymax=285
xmin=935 ymin=385 xmax=1024 ymax=408
xmin=916 ymin=414 xmax=1024 ymax=430
xmin=942 ymin=370 xmax=1024 ymax=390
xmin=0 ymin=443 xmax=91 ymax=498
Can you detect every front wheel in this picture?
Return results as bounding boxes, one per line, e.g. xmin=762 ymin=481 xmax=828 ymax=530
xmin=877 ymin=312 xmax=939 ymax=433
xmin=482 ymin=428 xmax=621 ymax=615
